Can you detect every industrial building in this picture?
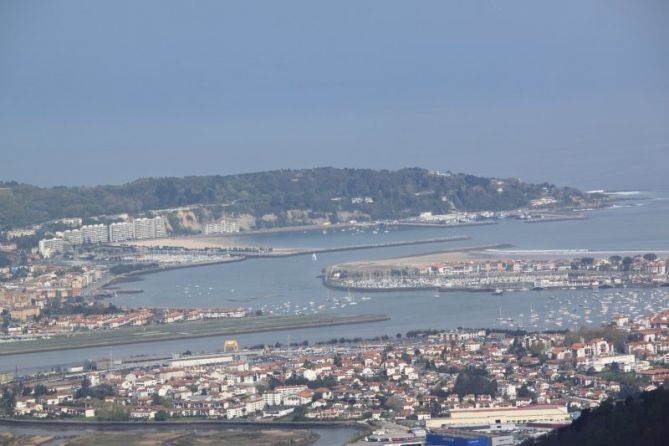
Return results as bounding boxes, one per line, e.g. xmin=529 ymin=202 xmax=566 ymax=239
xmin=426 ymin=429 xmax=513 ymax=446
xmin=427 ymin=405 xmax=570 ymax=429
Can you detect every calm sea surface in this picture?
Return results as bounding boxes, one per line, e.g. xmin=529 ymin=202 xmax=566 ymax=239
xmin=3 ymin=191 xmax=669 ymax=372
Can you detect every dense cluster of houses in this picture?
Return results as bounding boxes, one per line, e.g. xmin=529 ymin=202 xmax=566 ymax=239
xmin=6 ymin=308 xmax=669 ymax=425
xmin=0 ymin=266 xmax=105 ymax=322
xmin=3 ymin=307 xmax=247 ymax=338
xmin=0 ymin=260 xmax=248 ymax=339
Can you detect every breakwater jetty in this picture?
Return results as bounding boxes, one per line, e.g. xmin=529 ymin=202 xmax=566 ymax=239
xmin=249 ymin=235 xmax=472 ymax=258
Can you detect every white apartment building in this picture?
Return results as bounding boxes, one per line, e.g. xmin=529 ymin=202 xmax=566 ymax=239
xmin=262 ymin=385 xmax=309 ymax=407
xmin=584 ymin=354 xmax=637 ymax=372
xmin=39 ymin=217 xmax=167 ymax=256
xmin=82 ymin=224 xmax=109 ymax=244
xmin=38 ymin=238 xmax=66 ymax=258
xmin=58 ymin=217 xmax=83 ymax=227
xmin=154 ymin=216 xmax=167 ymax=238
xmin=134 ymin=217 xmax=167 ymax=240
xmin=6 ymin=228 xmax=36 ymax=239
xmin=109 ymin=222 xmax=135 ymax=242
xmin=203 ymin=219 xmax=240 ymax=235
xmin=63 ymin=229 xmax=84 ymax=246
xmin=134 ymin=218 xmax=155 ymax=240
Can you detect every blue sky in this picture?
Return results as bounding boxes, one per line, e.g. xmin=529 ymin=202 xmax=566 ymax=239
xmin=1 ymin=0 xmax=668 ymax=191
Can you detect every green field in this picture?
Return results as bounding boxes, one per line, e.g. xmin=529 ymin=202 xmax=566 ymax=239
xmin=0 ymin=314 xmax=389 ymax=356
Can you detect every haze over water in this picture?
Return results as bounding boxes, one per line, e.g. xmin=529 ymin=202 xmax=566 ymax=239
xmin=2 ymin=1 xmax=668 ymax=192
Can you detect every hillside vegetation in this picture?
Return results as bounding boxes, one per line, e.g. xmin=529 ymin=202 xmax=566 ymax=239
xmin=522 ymin=388 xmax=669 ymax=446
xmin=0 ymin=167 xmax=596 ymax=230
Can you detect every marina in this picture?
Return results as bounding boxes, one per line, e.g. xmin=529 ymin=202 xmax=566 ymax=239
xmin=3 ymin=191 xmax=669 ymax=372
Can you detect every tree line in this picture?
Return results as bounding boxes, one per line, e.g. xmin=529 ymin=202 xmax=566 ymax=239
xmin=0 ymin=167 xmax=591 ymax=230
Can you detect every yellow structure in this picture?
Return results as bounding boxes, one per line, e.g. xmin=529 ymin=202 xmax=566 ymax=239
xmin=223 ymin=339 xmax=239 ymax=352
xmin=427 ymin=404 xmax=570 ymax=428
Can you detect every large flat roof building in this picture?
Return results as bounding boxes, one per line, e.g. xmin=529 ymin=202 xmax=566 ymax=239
xmin=426 ymin=429 xmax=513 ymax=446
xmin=427 ymin=405 xmax=570 ymax=429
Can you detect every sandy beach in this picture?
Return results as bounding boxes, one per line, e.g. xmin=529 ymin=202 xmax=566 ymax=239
xmin=122 ymin=235 xmax=250 ymax=250
xmin=333 ymin=244 xmax=509 ymax=271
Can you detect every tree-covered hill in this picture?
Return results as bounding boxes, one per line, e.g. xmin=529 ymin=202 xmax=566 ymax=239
xmin=0 ymin=167 xmax=598 ymax=230
xmin=522 ymin=388 xmax=669 ymax=446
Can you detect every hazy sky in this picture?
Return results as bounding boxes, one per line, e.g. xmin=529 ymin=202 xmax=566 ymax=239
xmin=1 ymin=0 xmax=668 ymax=191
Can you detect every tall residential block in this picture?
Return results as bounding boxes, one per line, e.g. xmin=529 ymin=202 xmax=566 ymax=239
xmin=63 ymin=229 xmax=84 ymax=246
xmin=82 ymin=224 xmax=109 ymax=244
xmin=38 ymin=238 xmax=66 ymax=258
xmin=109 ymin=221 xmax=135 ymax=242
xmin=134 ymin=216 xmax=167 ymax=240
xmin=204 ymin=219 xmax=240 ymax=235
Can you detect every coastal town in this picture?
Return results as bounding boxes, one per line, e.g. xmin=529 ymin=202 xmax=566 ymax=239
xmin=3 ymin=307 xmax=669 ymax=445
xmin=1 ymin=193 xmax=667 ymax=445
xmin=0 ymin=259 xmax=251 ymax=341
xmin=4 ymin=0 xmax=667 ymax=441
